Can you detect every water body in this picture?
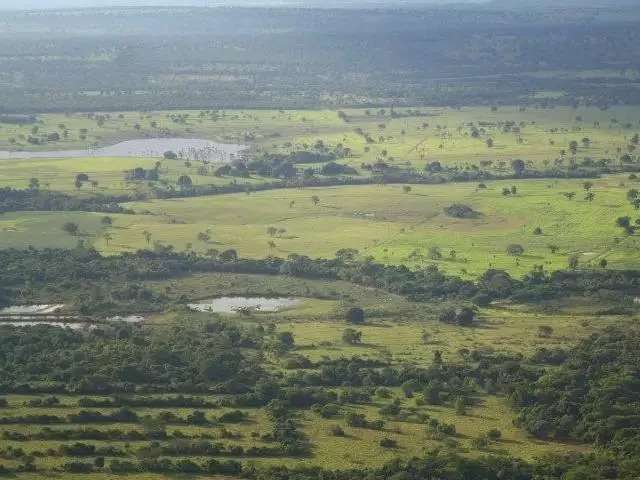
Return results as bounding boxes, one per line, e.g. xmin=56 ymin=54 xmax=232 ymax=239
xmin=0 ymin=304 xmax=144 ymax=328
xmin=0 ymin=304 xmax=65 ymax=315
xmin=0 ymin=321 xmax=95 ymax=330
xmin=188 ymin=297 xmax=302 ymax=314
xmin=0 ymin=138 xmax=246 ymax=163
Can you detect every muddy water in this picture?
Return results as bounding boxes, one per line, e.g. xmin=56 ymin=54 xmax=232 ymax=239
xmin=188 ymin=297 xmax=302 ymax=314
xmin=0 ymin=138 xmax=246 ymax=163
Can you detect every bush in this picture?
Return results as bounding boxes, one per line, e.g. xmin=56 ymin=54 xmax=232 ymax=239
xmin=379 ymin=437 xmax=397 ymax=448
xmin=444 ymin=203 xmax=480 ymax=219
xmin=506 ymin=244 xmax=524 ymax=256
xmin=345 ymin=306 xmax=365 ymax=324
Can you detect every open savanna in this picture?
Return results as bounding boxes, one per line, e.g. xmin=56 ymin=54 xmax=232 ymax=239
xmin=1 ymin=105 xmax=639 ymax=173
xmin=0 ymin=155 xmax=265 ymax=196
xmin=62 ymin=174 xmax=637 ymax=277
xmin=3 ymin=175 xmax=639 ymax=277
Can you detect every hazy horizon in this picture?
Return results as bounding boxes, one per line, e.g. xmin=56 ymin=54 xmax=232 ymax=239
xmin=0 ymin=0 xmax=488 ymax=10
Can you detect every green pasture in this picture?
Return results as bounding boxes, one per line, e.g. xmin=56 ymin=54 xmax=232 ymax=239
xmin=3 ymin=175 xmax=640 ymax=277
xmin=119 ymin=175 xmax=640 ymax=277
xmin=1 ymin=105 xmax=639 ymax=176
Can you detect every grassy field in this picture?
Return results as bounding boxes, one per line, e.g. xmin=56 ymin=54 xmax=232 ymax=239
xmin=2 ymin=106 xmax=640 ymax=477
xmin=3 ymin=175 xmax=640 ymax=277
xmin=1 ymin=106 xmax=639 ymax=177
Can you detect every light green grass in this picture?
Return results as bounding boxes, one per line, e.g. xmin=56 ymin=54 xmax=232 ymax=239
xmin=117 ymin=175 xmax=640 ymax=277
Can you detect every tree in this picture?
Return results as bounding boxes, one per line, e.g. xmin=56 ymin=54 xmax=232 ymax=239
xmin=599 ymin=258 xmax=608 ymax=269
xmin=342 ymin=328 xmax=362 ymax=345
xmin=142 ymin=230 xmax=152 ymax=245
xmin=511 ymin=159 xmax=525 ymax=176
xmin=220 ymin=249 xmax=238 ymax=262
xmin=62 ymin=222 xmax=79 ymax=236
xmin=267 ymin=226 xmax=278 ymax=237
xmin=103 ymin=232 xmax=113 ymax=245
xmin=345 ymin=307 xmax=365 ymax=324
xmin=311 ymin=195 xmax=320 ymax=206
xmin=547 ymin=244 xmax=559 ymax=254
xmin=427 ymin=246 xmax=442 ymax=260
xmin=585 ymin=191 xmax=595 ymax=202
xmin=276 ymin=331 xmax=295 ymax=351
xmin=28 ymin=178 xmax=40 ymax=190
xmin=616 ymin=216 xmax=634 ymax=235
xmin=163 ymin=151 xmax=178 ymax=160
xmin=379 ymin=437 xmax=397 ymax=448
xmin=568 ymin=254 xmax=579 ymax=269
xmin=537 ymin=325 xmax=553 ymax=338
xmin=506 ymin=244 xmax=524 ymax=256
xmin=101 ymin=216 xmax=113 ymax=226
xmin=455 ymin=397 xmax=466 ymax=416
xmin=402 ymin=185 xmax=412 ymax=194
xmin=486 ymin=138 xmax=494 ymax=148
xmin=569 ymin=140 xmax=578 ymax=155
xmin=177 ymin=175 xmax=193 ymax=190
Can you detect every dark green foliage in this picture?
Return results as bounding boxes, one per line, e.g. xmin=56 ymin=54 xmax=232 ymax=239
xmin=443 ymin=203 xmax=480 ymax=219
xmin=516 ymin=327 xmax=640 ymax=456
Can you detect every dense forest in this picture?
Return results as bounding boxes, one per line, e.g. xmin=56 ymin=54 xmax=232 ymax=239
xmin=1 ymin=6 xmax=640 ymax=112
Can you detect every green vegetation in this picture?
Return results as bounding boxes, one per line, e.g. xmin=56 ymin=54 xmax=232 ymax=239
xmin=1 ymin=5 xmax=640 ymax=477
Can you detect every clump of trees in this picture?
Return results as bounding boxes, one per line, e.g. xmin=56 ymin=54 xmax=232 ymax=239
xmin=444 ymin=203 xmax=480 ymax=218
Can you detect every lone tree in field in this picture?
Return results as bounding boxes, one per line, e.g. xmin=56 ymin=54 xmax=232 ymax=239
xmin=345 ymin=306 xmax=365 ymax=324
xmin=537 ymin=325 xmax=553 ymax=338
xmin=342 ymin=328 xmax=362 ymax=345
xmin=311 ymin=195 xmax=320 ymax=206
xmin=402 ymin=185 xmax=412 ymax=194
xmin=599 ymin=258 xmax=608 ymax=269
xmin=142 ymin=230 xmax=152 ymax=245
xmin=103 ymin=232 xmax=113 ymax=246
xmin=28 ymin=178 xmax=40 ymax=190
xmin=506 ymin=244 xmax=524 ymax=256
xmin=62 ymin=222 xmax=79 ymax=236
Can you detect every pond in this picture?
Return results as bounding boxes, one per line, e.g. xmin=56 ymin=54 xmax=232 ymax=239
xmin=0 ymin=304 xmax=65 ymax=315
xmin=0 ymin=321 xmax=94 ymax=330
xmin=188 ymin=297 xmax=302 ymax=314
xmin=0 ymin=304 xmax=144 ymax=328
xmin=0 ymin=138 xmax=246 ymax=163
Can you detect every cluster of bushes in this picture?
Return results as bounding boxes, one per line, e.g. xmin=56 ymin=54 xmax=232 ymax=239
xmin=0 ymin=187 xmax=127 ymax=214
xmin=136 ymin=439 xmax=282 ymax=458
xmin=78 ymin=394 xmax=220 ymax=409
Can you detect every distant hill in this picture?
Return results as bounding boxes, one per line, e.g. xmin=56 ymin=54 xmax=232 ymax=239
xmin=2 ymin=0 xmax=488 ymax=11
